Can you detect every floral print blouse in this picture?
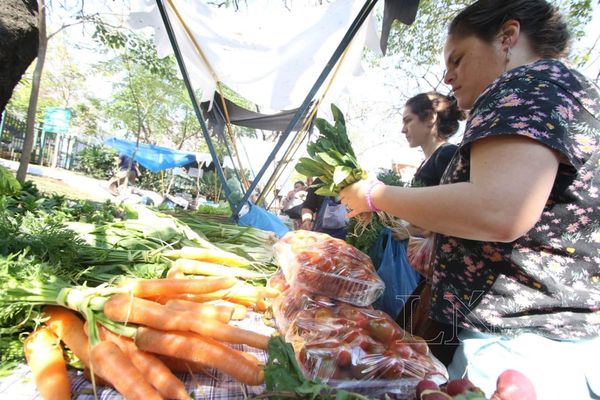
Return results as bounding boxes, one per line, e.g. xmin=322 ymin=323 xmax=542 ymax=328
xmin=429 ymin=60 xmax=600 ymax=339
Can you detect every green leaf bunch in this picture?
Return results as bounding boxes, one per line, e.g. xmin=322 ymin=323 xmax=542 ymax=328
xmin=295 ymin=104 xmax=367 ymax=196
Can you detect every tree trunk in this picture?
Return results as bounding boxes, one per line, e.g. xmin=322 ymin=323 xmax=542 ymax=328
xmin=17 ymin=0 xmax=46 ymax=182
xmin=0 ymin=0 xmax=39 ymax=124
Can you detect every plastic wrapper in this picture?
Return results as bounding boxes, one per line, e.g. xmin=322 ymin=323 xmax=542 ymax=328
xmin=273 ymin=230 xmax=384 ymax=306
xmin=272 ymin=288 xmax=448 ymax=398
xmin=272 ymin=287 xmax=343 ymax=336
xmin=266 ymin=268 xmax=289 ymax=294
xmin=288 ymin=305 xmax=447 ymax=382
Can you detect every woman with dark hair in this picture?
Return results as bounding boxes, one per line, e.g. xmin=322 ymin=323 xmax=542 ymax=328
xmin=341 ymin=1 xmax=599 ymax=398
xmin=393 ymin=92 xmax=466 ymax=366
xmin=403 ymin=91 xmax=466 ymax=189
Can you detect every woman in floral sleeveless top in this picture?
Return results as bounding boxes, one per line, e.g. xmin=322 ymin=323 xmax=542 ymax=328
xmin=341 ymin=1 xmax=599 ymax=398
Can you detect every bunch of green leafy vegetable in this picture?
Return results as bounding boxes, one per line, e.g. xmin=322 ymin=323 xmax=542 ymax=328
xmin=295 ymin=104 xmax=367 ymax=196
xmin=346 ymin=168 xmax=406 ymax=254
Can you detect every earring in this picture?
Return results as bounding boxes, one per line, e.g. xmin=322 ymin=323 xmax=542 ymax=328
xmin=505 ymin=37 xmax=512 ymax=64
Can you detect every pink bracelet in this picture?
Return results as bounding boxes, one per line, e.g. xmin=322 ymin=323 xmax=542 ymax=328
xmin=366 ymin=181 xmax=383 ymax=213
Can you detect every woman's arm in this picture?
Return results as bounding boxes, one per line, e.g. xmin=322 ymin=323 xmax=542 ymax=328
xmin=341 ymin=135 xmax=560 ymax=242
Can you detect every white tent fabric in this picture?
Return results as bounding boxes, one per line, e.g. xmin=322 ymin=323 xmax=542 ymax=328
xmin=128 ymin=0 xmax=381 ymax=111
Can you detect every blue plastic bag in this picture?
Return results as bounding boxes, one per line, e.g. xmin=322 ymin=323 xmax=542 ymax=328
xmin=238 ymin=201 xmax=289 ymax=238
xmin=370 ymin=228 xmax=421 ymax=318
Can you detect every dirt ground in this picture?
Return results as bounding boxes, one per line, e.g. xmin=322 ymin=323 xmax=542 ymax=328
xmin=26 ymin=174 xmax=109 ymax=201
xmin=1 ymin=158 xmax=114 ymax=202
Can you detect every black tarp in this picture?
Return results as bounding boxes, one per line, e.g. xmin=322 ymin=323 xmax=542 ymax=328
xmin=381 ymin=0 xmax=421 ymax=55
xmin=200 ymin=92 xmax=311 ymax=137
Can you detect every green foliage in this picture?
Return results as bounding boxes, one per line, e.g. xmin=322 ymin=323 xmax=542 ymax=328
xmin=137 ymin=169 xmax=164 ymax=193
xmin=0 ymin=167 xmax=21 ymax=196
xmin=376 ymin=168 xmax=406 ymax=187
xmin=91 ymin=20 xmax=176 ymax=79
xmin=385 ymin=0 xmax=595 ymax=66
xmin=199 ymin=171 xmax=224 ymax=202
xmin=6 ymin=78 xmax=62 ymax=122
xmin=296 ymin=104 xmax=366 ymax=197
xmin=73 ymin=144 xmax=117 ymax=179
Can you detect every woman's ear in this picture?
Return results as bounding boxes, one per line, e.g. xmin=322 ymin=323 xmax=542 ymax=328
xmin=427 ymin=111 xmax=437 ymax=128
xmin=500 ymin=19 xmax=521 ymax=52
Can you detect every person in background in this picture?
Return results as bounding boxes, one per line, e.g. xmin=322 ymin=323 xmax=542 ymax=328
xmin=300 ymin=178 xmax=347 ymax=240
xmin=404 ymin=92 xmax=465 ymax=188
xmin=108 ymin=153 xmax=140 ymax=195
xmin=392 ymin=91 xmax=467 ymax=366
xmin=281 ymin=180 xmax=308 ymax=229
xmin=400 ymin=91 xmax=466 ymax=230
xmin=340 ymin=1 xmax=600 ymax=398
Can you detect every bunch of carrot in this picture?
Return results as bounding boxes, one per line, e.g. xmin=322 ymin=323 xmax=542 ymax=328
xmin=19 ymin=275 xmax=274 ymax=400
xmin=160 ymin=246 xmax=281 ymax=311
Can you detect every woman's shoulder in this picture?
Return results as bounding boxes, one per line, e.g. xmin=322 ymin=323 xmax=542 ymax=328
xmin=483 ymin=60 xmax=598 ymax=115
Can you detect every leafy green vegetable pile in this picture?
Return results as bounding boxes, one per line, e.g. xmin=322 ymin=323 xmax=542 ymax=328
xmin=295 ymin=104 xmax=367 ymax=197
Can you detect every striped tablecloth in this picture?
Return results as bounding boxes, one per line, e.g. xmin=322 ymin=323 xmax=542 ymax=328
xmin=0 ymin=313 xmax=274 ymax=400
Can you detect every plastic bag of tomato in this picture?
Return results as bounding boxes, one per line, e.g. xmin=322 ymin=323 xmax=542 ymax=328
xmin=272 ymin=287 xmax=448 ymax=398
xmin=273 ymin=230 xmax=384 ymax=306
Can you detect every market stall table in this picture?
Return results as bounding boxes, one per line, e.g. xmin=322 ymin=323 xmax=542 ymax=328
xmin=0 ymin=313 xmax=274 ymax=400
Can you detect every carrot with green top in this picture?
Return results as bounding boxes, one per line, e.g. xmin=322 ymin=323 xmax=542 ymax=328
xmin=43 ymin=305 xmax=91 ymax=367
xmin=98 ymin=325 xmax=190 ymax=400
xmin=83 ymin=368 xmax=112 ymax=387
xmin=24 ymin=327 xmax=71 ymax=400
xmin=164 ymin=299 xmax=233 ymax=323
xmin=208 ymin=300 xmax=248 ymax=320
xmin=150 ymin=296 xmax=248 ymax=319
xmin=90 ymin=339 xmax=163 ymax=400
xmin=121 ymin=276 xmax=237 ymax=298
xmin=104 ymin=294 xmax=270 ymax=349
xmin=152 ymin=283 xmax=278 ymax=311
xmin=135 ymin=327 xmax=264 ymax=385
xmin=156 ymin=354 xmax=208 ymax=374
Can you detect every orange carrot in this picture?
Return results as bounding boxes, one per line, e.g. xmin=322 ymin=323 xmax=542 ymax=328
xmin=239 ymin=351 xmax=264 ymax=366
xmin=122 ymin=276 xmax=238 ymax=298
xmin=164 ymin=299 xmax=233 ymax=323
xmin=208 ymin=300 xmax=248 ymax=320
xmin=104 ymin=294 xmax=269 ymax=350
xmin=24 ymin=327 xmax=71 ymax=400
xmin=43 ymin=306 xmax=91 ymax=367
xmin=98 ymin=326 xmax=190 ymax=400
xmin=135 ymin=327 xmax=264 ymax=385
xmin=90 ymin=340 xmax=163 ymax=400
xmin=156 ymin=354 xmax=208 ymax=374
xmin=83 ymin=368 xmax=112 ymax=387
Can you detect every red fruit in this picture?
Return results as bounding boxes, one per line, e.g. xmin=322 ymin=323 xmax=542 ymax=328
xmin=389 ymin=341 xmax=416 ymax=359
xmin=491 ymin=369 xmax=537 ymax=400
xmin=382 ymin=359 xmax=404 ymax=379
xmin=367 ymin=318 xmax=397 ymax=344
xmin=335 ymin=349 xmax=352 ymax=369
xmin=415 ymin=379 xmax=440 ymax=398
xmin=446 ymin=378 xmax=476 ymax=396
xmin=350 ymin=362 xmax=371 ymax=379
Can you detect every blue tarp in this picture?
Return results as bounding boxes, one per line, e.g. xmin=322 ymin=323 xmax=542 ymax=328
xmin=104 ymin=137 xmax=198 ymax=173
